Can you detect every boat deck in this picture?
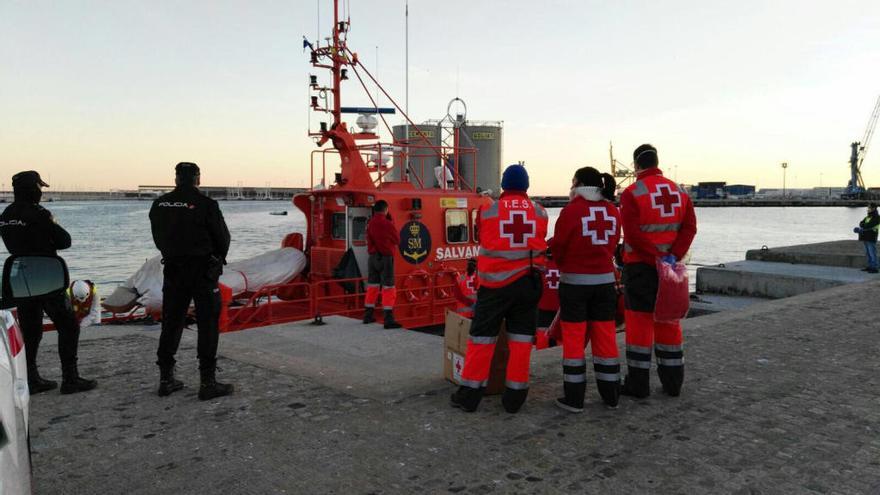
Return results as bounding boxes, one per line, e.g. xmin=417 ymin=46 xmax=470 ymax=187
xmin=28 ymin=278 xmax=880 ymax=493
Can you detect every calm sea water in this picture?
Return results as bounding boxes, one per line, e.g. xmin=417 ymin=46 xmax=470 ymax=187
xmin=0 ymin=201 xmax=868 ymax=292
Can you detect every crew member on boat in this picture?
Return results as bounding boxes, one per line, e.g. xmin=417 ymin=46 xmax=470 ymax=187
xmin=363 ymin=200 xmax=403 ymax=329
xmin=0 ymin=170 xmax=97 ymax=395
xmin=551 ymin=167 xmax=621 ymax=412
xmin=451 ymin=164 xmax=548 ymax=413
xmin=149 ymin=162 xmax=234 ymax=400
xmin=619 ymin=144 xmax=697 ymax=399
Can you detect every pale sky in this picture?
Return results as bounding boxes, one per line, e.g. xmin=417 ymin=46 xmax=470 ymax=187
xmin=2 ymin=0 xmax=879 ymax=195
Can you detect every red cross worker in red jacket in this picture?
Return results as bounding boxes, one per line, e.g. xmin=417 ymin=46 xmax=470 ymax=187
xmin=536 ymin=245 xmax=559 ymax=349
xmin=451 ymin=164 xmax=548 ymax=413
xmin=619 ymin=144 xmax=697 ymax=398
xmin=363 ymin=200 xmax=403 ymax=329
xmin=551 ymin=167 xmax=622 ymax=412
xmin=453 ymin=258 xmax=478 ymax=318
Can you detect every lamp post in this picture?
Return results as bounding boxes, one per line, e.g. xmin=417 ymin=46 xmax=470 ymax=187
xmin=781 ymin=162 xmax=788 ymax=197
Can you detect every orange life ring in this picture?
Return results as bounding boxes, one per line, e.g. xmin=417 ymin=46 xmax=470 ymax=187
xmin=403 ymin=271 xmax=431 ymax=303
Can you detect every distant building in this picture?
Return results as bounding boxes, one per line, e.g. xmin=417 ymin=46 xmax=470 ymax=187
xmin=696 ymin=182 xmax=726 ymax=199
xmin=136 ymin=185 xmax=306 ymax=200
xmin=724 ymin=184 xmax=755 ymax=198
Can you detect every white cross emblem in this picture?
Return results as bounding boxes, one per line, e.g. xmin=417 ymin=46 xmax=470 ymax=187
xmin=650 ymin=183 xmax=682 ymax=218
xmin=499 ymin=210 xmax=536 ymax=248
xmin=581 ymin=207 xmax=617 ymax=245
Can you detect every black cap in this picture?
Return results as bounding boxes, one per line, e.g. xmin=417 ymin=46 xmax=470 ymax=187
xmin=175 ymin=162 xmax=200 ymax=179
xmin=12 ymin=170 xmax=49 ymax=189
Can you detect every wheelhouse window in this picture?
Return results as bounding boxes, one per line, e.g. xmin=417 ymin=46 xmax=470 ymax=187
xmin=351 ymin=216 xmax=368 ymax=242
xmin=446 ymin=209 xmax=469 ymax=244
xmin=331 ymin=213 xmax=346 ymax=240
xmin=472 ymin=209 xmax=479 ymax=242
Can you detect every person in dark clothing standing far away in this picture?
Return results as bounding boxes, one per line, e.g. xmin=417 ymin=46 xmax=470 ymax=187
xmin=451 ymin=164 xmax=548 ymax=413
xmin=0 ymin=171 xmax=97 ymax=394
xmin=551 ymin=167 xmax=622 ymax=412
xmin=149 ymin=162 xmax=233 ymax=400
xmin=619 ymin=144 xmax=697 ymax=399
xmin=363 ymin=200 xmax=402 ymax=329
xmin=854 ymin=203 xmax=879 ymax=273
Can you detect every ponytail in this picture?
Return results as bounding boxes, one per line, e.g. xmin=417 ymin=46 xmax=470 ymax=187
xmin=601 ymin=173 xmax=616 ymax=201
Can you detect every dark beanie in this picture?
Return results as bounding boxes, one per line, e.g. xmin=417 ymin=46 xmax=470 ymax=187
xmin=633 ymin=144 xmax=658 ymax=169
xmin=501 ymin=164 xmax=529 ymax=191
xmin=574 ymin=167 xmax=602 ymax=188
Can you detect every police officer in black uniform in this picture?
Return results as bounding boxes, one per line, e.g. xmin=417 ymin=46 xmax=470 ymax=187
xmin=0 ymin=170 xmax=97 ymax=394
xmin=149 ymin=162 xmax=233 ymax=400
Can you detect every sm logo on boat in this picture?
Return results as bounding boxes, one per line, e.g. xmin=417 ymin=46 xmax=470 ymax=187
xmin=399 ymin=221 xmax=431 ymax=264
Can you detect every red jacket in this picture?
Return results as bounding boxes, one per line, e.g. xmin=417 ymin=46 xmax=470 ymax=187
xmin=366 ymin=213 xmax=399 ymax=256
xmin=551 ymin=190 xmax=620 ymax=284
xmin=620 ymin=168 xmax=696 ymax=265
xmin=538 ymin=257 xmax=560 ymax=311
xmin=453 ymin=272 xmax=478 ymax=317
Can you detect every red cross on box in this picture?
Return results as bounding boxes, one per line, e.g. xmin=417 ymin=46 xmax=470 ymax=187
xmin=650 ymin=184 xmax=682 ymax=218
xmin=500 ymin=210 xmax=536 ymax=248
xmin=545 ymin=269 xmax=560 ymax=290
xmin=581 ymin=207 xmax=617 ymax=245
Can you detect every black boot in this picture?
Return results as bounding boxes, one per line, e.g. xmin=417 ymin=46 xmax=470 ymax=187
xmin=596 ymin=378 xmax=621 ymax=408
xmin=363 ymin=307 xmax=376 ymax=324
xmin=198 ymin=361 xmax=233 ymax=401
xmin=27 ymin=364 xmax=57 ymax=395
xmin=658 ymin=365 xmax=684 ymax=397
xmin=450 ymin=386 xmax=483 ymax=412
xmin=157 ymin=365 xmax=184 ymax=397
xmin=620 ymin=367 xmax=650 ymax=399
xmin=383 ymin=309 xmax=402 ymax=329
xmin=60 ymin=364 xmax=97 ymax=395
xmin=502 ymin=387 xmax=529 ymax=414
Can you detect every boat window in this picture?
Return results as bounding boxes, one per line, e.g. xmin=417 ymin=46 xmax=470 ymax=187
xmin=446 ymin=209 xmax=469 ymax=244
xmin=472 ymin=209 xmax=479 ymax=242
xmin=351 ymin=216 xmax=368 ymax=242
xmin=331 ymin=213 xmax=346 ymax=240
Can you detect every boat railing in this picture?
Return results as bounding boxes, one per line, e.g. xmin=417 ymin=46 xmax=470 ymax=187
xmin=309 ymin=142 xmax=478 ymax=192
xmin=224 ymin=268 xmax=460 ymax=331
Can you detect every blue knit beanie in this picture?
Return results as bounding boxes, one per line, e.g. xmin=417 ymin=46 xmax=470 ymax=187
xmin=501 ymin=164 xmax=529 ymax=191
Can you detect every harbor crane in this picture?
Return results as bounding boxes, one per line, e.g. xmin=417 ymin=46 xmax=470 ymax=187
xmin=844 ymin=95 xmax=880 ymax=199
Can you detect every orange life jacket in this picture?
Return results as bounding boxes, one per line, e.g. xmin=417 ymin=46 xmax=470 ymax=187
xmin=477 ymin=192 xmax=549 ymax=289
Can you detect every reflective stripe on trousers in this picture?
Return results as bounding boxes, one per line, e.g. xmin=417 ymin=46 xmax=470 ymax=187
xmin=626 ymin=344 xmax=652 ymax=369
xmin=655 ymin=343 xmax=684 ymax=367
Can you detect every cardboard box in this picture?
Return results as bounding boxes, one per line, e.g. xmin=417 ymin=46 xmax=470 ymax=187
xmin=444 ymin=309 xmax=509 ymax=395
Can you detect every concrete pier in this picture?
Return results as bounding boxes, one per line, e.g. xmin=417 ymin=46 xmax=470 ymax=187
xmin=694 ymin=240 xmax=877 ymax=313
xmin=745 ymin=240 xmax=869 ymax=269
xmin=695 ymin=260 xmax=875 ymax=298
xmin=25 ymin=278 xmax=880 ymax=494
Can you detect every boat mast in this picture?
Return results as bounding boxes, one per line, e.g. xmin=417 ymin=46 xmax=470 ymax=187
xmin=331 ymin=0 xmax=342 ymax=126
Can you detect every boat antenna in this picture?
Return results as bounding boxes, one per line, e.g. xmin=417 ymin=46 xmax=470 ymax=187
xmin=404 ymin=0 xmax=409 ymax=137
xmin=376 ymin=45 xmax=380 ymax=112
